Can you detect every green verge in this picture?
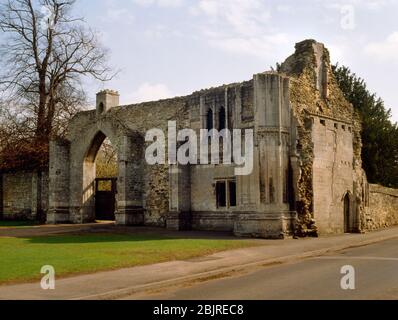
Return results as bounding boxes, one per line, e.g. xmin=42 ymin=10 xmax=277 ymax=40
xmin=0 ymin=233 xmax=257 ymax=284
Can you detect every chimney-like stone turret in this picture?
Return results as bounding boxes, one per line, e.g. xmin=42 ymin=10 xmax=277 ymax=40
xmin=96 ymin=89 xmax=119 ymax=116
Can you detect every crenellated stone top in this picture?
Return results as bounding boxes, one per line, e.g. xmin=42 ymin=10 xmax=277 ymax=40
xmin=96 ymin=89 xmax=119 ymax=96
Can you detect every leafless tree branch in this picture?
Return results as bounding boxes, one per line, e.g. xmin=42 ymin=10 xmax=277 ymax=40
xmin=0 ymin=0 xmax=116 ymax=169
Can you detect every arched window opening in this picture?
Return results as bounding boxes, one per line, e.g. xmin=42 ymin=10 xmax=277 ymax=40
xmin=219 ymin=107 xmax=226 ymax=130
xmin=98 ymin=102 xmax=104 ymax=114
xmin=206 ymin=108 xmax=213 ymax=130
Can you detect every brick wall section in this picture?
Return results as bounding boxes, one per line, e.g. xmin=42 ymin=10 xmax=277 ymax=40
xmin=366 ymin=184 xmax=398 ymax=230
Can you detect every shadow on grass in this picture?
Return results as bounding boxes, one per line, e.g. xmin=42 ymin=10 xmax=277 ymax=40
xmin=0 ymin=220 xmax=40 ymax=228
xmin=24 ymin=230 xmax=253 ymax=245
xmin=26 ymin=234 xmax=177 ymax=244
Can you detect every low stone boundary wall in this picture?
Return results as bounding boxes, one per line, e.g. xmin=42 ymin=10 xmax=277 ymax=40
xmin=0 ymin=170 xmax=48 ymax=221
xmin=366 ymin=184 xmax=398 ymax=230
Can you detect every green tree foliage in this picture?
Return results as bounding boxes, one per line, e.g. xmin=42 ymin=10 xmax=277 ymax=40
xmin=333 ymin=64 xmax=398 ymax=188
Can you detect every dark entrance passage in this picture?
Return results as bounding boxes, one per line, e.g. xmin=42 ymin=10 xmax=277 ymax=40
xmin=344 ymin=193 xmax=351 ymax=233
xmin=95 ymin=178 xmax=117 ymax=221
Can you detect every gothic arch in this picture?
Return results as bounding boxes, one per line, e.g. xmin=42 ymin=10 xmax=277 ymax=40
xmin=81 ymin=130 xmax=119 ymax=222
xmin=49 ymin=112 xmax=145 ymax=225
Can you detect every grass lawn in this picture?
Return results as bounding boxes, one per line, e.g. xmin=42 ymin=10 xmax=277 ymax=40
xmin=0 ymin=221 xmax=40 ymax=228
xmin=0 ymin=233 xmax=257 ymax=284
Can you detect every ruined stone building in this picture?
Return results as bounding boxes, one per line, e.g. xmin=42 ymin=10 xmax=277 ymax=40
xmin=1 ymin=40 xmax=398 ymax=238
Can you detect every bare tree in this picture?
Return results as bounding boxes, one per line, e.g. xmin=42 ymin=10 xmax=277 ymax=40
xmin=0 ymin=0 xmax=114 ymax=145
xmin=96 ymin=138 xmax=118 ymax=178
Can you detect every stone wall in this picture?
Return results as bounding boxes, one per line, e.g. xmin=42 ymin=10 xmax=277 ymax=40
xmin=47 ymin=139 xmax=71 ymax=224
xmin=45 ymin=39 xmax=394 ymax=239
xmin=312 ymin=116 xmax=355 ymax=234
xmin=56 ymin=92 xmax=189 ymax=226
xmin=280 ymin=39 xmax=364 ymax=236
xmin=366 ymin=184 xmax=398 ymax=230
xmin=49 ymin=72 xmax=295 ymax=238
xmin=0 ymin=170 xmax=48 ymax=220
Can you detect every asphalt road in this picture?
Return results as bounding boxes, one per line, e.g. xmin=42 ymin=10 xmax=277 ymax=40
xmin=127 ymin=238 xmax=398 ymax=300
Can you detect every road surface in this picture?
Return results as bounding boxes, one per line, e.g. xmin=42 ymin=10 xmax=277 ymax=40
xmin=125 ymin=238 xmax=398 ymax=300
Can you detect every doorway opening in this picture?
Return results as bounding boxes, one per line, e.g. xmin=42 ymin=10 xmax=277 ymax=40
xmin=344 ymin=193 xmax=351 ymax=233
xmin=95 ymin=178 xmax=117 ymax=221
xmin=94 ymin=137 xmax=118 ymax=222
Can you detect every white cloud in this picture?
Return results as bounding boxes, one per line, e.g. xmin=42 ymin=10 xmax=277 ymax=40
xmin=209 ymin=33 xmax=289 ymax=58
xmin=105 ymin=8 xmax=135 ymax=24
xmin=326 ymin=42 xmax=348 ymax=63
xmin=276 ymin=4 xmax=293 ymax=13
xmin=326 ymin=0 xmax=395 ymax=10
xmin=157 ymin=0 xmax=183 ymax=7
xmin=361 ymin=0 xmax=396 ymax=10
xmin=195 ymin=0 xmax=218 ymax=16
xmin=132 ymin=0 xmax=183 ymax=8
xmin=143 ymin=24 xmax=183 ymax=39
xmin=131 ymin=0 xmax=154 ymax=6
xmin=365 ymin=32 xmax=398 ymax=63
xmin=190 ymin=0 xmax=289 ymax=58
xmin=126 ymin=83 xmax=174 ymax=103
xmin=194 ymin=0 xmax=271 ymax=36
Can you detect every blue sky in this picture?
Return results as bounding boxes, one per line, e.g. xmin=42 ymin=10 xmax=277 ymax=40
xmin=76 ymin=0 xmax=397 ymax=122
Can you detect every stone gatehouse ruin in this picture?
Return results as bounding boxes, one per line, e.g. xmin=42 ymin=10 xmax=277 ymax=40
xmin=1 ymin=40 xmax=398 ymax=238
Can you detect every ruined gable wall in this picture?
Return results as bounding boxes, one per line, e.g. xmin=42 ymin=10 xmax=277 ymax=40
xmin=280 ymin=40 xmax=364 ymax=235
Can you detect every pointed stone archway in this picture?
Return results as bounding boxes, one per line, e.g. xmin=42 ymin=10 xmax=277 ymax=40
xmin=343 ymin=191 xmax=356 ymax=233
xmin=48 ymin=93 xmax=145 ymax=226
